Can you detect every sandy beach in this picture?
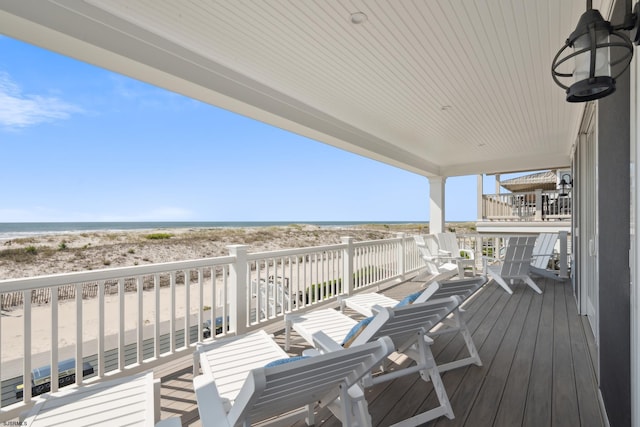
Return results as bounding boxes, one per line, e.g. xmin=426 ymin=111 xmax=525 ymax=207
xmin=0 ymin=223 xmax=473 ymax=374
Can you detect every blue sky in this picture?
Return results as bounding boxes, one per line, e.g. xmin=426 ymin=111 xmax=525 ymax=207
xmin=0 ymin=35 xmax=504 ymax=223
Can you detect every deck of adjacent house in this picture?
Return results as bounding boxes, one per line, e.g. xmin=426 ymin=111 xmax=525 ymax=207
xmin=156 ymin=275 xmax=604 ymax=427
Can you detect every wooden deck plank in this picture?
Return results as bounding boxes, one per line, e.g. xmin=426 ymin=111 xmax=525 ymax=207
xmin=564 ymin=282 xmax=606 ymax=427
xmin=432 ymin=282 xmax=527 ymax=426
xmin=492 ymin=279 xmax=546 ymax=426
xmin=154 ymin=276 xmax=605 ymax=427
xmin=552 ymin=280 xmax=581 ymax=424
xmin=523 ymin=276 xmax=555 ymax=427
xmin=463 ymin=281 xmax=537 ymax=425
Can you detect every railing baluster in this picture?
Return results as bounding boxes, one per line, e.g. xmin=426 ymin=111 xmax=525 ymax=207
xmin=198 ymin=268 xmax=203 ymax=341
xmin=23 ymin=289 xmax=32 ymax=402
xmin=75 ymin=284 xmax=82 ymax=385
xmin=210 ymin=267 xmax=219 ymax=338
xmin=170 ymin=272 xmax=176 ymax=353
xmin=98 ymin=281 xmax=105 ymax=376
xmin=184 ymin=269 xmax=191 ymax=348
xmin=154 ymin=274 xmax=160 ymax=359
xmin=50 ymin=286 xmax=59 ymax=393
xmin=118 ymin=278 xmax=125 ymax=371
xmin=137 ymin=276 xmax=143 ymax=365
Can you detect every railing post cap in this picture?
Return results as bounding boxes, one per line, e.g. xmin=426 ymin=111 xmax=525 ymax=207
xmin=226 ymin=244 xmax=250 ymax=254
xmin=341 ymin=236 xmax=354 ymax=243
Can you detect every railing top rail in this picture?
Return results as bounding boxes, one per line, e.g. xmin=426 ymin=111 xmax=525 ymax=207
xmin=352 ymin=236 xmax=404 ymax=247
xmin=246 ymin=242 xmax=347 ymax=259
xmin=0 ymin=255 xmax=236 ymax=291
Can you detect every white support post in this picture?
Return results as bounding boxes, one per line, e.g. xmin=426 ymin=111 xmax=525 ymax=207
xmin=228 ymin=245 xmax=250 ymax=335
xmin=341 ymin=237 xmax=354 ymax=295
xmin=428 ymin=176 xmax=446 ymax=234
xmin=535 ymin=189 xmax=543 ymax=221
xmin=559 ymin=231 xmax=569 ymax=278
xmin=396 ymin=232 xmax=406 ymax=280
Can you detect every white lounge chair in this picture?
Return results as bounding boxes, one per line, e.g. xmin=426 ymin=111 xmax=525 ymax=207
xmin=530 ymin=232 xmax=565 ymax=281
xmin=338 ymin=276 xmax=486 ymax=373
xmin=484 ymin=236 xmax=541 ymax=294
xmin=437 ymin=232 xmax=477 ymax=275
xmin=193 ymin=329 xmax=394 ymax=427
xmin=413 ymin=235 xmax=459 ymax=282
xmin=285 ymin=296 xmax=469 ymax=426
xmin=19 ymin=371 xmax=180 ymax=427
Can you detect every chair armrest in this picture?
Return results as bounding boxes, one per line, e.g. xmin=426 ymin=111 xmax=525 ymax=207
xmin=459 ymin=248 xmax=474 ymax=259
xmin=193 ymin=375 xmax=231 ymax=427
xmin=312 ymin=330 xmax=343 ymax=353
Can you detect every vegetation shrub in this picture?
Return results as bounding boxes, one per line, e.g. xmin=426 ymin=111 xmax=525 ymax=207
xmin=145 ymin=233 xmax=173 ymax=240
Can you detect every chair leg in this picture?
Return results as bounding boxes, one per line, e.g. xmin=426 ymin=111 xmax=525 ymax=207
xmin=415 ymin=331 xmax=454 ymax=420
xmin=489 ymin=274 xmax=514 ymax=294
xmin=284 ymin=317 xmax=292 ymax=351
xmin=523 ymin=276 xmax=543 ymax=294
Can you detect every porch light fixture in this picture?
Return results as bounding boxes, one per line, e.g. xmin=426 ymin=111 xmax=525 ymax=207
xmin=551 ymin=0 xmax=640 ymax=102
xmin=559 ymin=173 xmax=573 ymax=197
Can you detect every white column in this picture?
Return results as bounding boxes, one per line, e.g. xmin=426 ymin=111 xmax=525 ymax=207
xmin=495 ymin=174 xmax=501 ymax=194
xmin=428 ymin=176 xmax=446 ymax=234
xmin=477 ymin=174 xmax=484 ymax=220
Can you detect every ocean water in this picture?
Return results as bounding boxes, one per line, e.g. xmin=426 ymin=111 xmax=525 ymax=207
xmin=0 ymin=221 xmax=425 ymax=241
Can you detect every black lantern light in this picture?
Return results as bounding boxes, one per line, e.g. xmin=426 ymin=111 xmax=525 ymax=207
xmin=559 ymin=173 xmax=573 ymax=197
xmin=552 ymin=0 xmax=640 ymax=102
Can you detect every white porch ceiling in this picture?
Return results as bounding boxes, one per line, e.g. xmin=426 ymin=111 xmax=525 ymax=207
xmin=0 ymin=0 xmax=613 ymax=177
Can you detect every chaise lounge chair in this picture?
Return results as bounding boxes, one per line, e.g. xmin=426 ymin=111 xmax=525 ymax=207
xmin=19 ymin=371 xmax=180 ymax=427
xmin=484 ymin=236 xmax=541 ymax=294
xmin=284 ymin=296 xmax=472 ymax=426
xmin=193 ymin=329 xmax=394 ymax=427
xmin=338 ymin=276 xmax=486 ymax=373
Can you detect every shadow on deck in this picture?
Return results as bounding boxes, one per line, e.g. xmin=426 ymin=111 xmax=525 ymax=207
xmin=156 ymin=275 xmax=605 ymax=427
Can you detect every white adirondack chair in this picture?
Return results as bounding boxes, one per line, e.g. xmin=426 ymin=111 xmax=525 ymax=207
xmin=285 ymin=296 xmax=470 ymax=426
xmin=530 ymin=232 xmax=565 ymax=280
xmin=193 ymin=330 xmax=394 ymax=427
xmin=484 ymin=236 xmax=542 ymax=294
xmin=413 ymin=235 xmax=459 ymax=282
xmin=436 ymin=232 xmax=477 ymax=276
xmin=338 ymin=276 xmax=487 ymax=373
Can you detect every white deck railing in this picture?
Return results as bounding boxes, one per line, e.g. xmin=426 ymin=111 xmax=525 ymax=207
xmin=483 ymin=189 xmax=572 ymax=221
xmin=0 ymin=233 xmax=421 ymax=421
xmin=0 ymin=231 xmax=569 ymax=421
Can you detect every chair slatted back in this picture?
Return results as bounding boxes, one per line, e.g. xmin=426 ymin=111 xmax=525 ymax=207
xmin=436 ymin=232 xmax=459 ymax=256
xmin=429 ymin=276 xmax=486 ymax=301
xmin=500 ymin=236 xmax=537 ymax=277
xmin=531 ymin=233 xmax=558 ymax=269
xmin=355 ymin=296 xmax=462 ymax=347
xmin=231 ymin=337 xmax=393 ymax=425
xmin=413 ymin=235 xmax=441 ymax=276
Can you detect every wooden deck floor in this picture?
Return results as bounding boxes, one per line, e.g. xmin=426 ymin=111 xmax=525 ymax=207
xmin=156 ymin=275 xmax=605 ymax=427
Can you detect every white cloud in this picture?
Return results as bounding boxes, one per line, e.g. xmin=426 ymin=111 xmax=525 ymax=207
xmin=0 ymin=72 xmax=81 ymax=129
